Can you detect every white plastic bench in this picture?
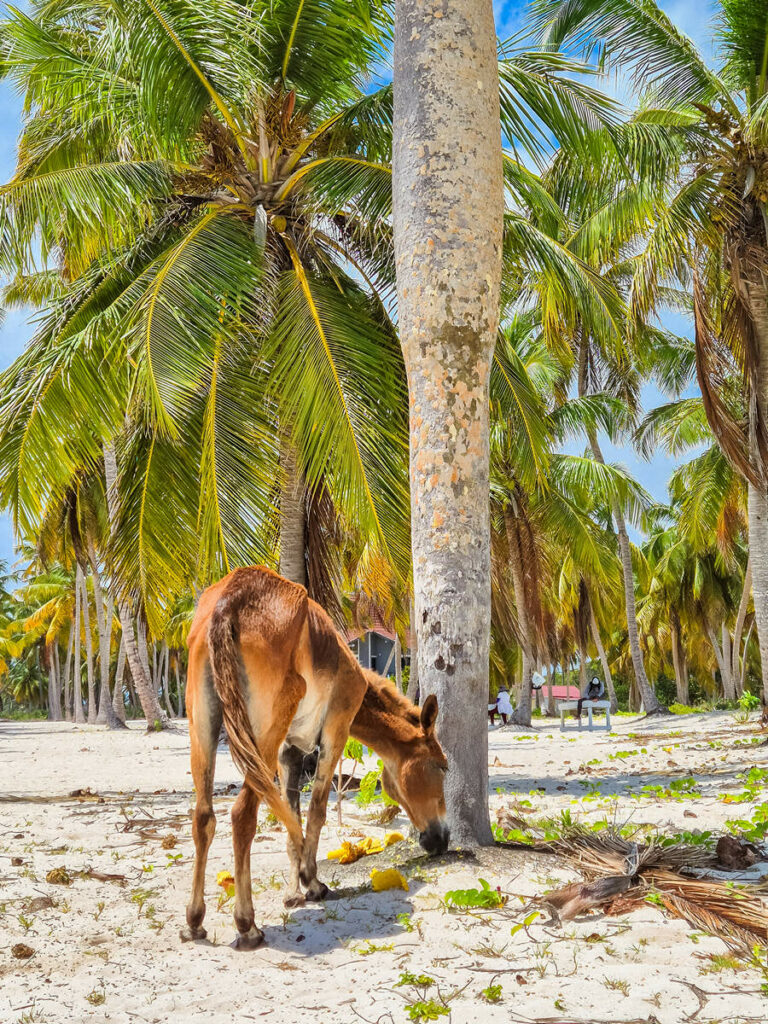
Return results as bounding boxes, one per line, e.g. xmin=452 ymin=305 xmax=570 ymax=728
xmin=558 ymin=699 xmax=611 ymax=732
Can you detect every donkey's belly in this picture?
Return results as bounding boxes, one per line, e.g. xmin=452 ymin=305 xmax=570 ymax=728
xmin=285 ymin=689 xmax=327 ymax=753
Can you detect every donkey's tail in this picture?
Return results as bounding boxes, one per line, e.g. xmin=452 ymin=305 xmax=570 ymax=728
xmin=207 ymin=599 xmax=304 ymax=853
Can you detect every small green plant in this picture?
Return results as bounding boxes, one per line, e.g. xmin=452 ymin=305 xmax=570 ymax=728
xmin=734 ymin=692 xmax=760 ymax=723
xmin=444 ymin=878 xmax=506 ymax=910
xmin=510 ymin=910 xmax=542 ymax=937
xmin=93 ymin=901 xmax=105 ymax=921
xmin=356 ymin=940 xmax=394 ymax=956
xmin=18 ymin=913 xmax=34 ymax=933
xmin=396 ymin=971 xmax=434 ymax=988
xmin=405 ymin=1000 xmax=449 ymax=1021
xmin=85 ymin=988 xmax=106 ymax=1006
xmin=700 ymin=953 xmax=744 ymax=974
xmin=727 ymin=802 xmax=768 ymax=843
xmin=603 ymin=978 xmax=629 ymax=996
xmin=397 ymin=912 xmax=416 ymax=933
xmin=480 ymin=983 xmax=502 ymax=1003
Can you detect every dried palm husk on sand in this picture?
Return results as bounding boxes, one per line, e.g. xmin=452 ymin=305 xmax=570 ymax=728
xmin=506 ymin=822 xmax=768 ymax=952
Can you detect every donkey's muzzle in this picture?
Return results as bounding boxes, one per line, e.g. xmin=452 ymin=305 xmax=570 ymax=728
xmin=419 ymin=821 xmax=450 ymax=856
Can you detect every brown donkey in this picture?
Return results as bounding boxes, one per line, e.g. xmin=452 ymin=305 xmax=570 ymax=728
xmin=181 ymin=565 xmax=449 ymax=949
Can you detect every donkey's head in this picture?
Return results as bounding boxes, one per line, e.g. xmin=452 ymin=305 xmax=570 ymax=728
xmin=380 ymin=695 xmax=450 ymax=855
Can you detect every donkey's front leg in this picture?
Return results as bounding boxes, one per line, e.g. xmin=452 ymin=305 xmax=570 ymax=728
xmin=300 ymin=728 xmax=347 ymax=900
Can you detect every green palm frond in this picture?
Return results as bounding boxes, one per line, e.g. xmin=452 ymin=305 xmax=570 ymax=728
xmin=267 ymin=257 xmax=410 ymax=578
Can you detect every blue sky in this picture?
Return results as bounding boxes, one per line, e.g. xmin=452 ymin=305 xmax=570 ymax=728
xmin=0 ymin=0 xmax=719 ymax=569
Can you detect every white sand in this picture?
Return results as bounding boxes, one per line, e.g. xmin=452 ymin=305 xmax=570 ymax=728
xmin=1 ymin=712 xmax=767 ymax=1023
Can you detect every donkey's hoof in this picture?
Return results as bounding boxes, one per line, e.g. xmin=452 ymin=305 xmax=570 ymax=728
xmin=232 ymin=926 xmax=265 ymax=951
xmin=283 ymin=892 xmax=306 ymax=909
xmin=180 ymin=924 xmax=207 ymax=942
xmin=305 ymin=880 xmax=330 ymax=902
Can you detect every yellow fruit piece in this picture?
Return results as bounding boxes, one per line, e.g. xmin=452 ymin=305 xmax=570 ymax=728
xmin=384 ymin=832 xmax=405 ymax=847
xmin=216 ymin=870 xmax=235 ymax=897
xmin=327 ymin=841 xmax=366 ymax=864
xmin=370 ymin=868 xmax=409 ymax=892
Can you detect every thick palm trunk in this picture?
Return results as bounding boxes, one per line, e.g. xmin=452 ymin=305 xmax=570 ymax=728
xmin=393 ymin=0 xmax=503 ymax=846
xmin=103 ymin=442 xmax=166 ymax=727
xmin=505 ymin=511 xmax=533 ymax=727
xmin=748 ymin=486 xmax=768 ymax=698
xmin=577 ymin=352 xmax=660 ymax=713
xmin=279 ymin=441 xmax=306 ymax=586
xmin=73 ymin=566 xmax=85 ymax=723
xmin=745 ymin=283 xmax=768 ymax=698
xmin=588 ymin=602 xmax=618 ymax=712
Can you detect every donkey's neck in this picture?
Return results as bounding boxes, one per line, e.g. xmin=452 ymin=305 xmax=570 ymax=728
xmin=349 ymin=673 xmax=420 ymax=758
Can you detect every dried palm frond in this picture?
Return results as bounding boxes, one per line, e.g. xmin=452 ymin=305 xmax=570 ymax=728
xmin=518 ymin=825 xmax=768 ymax=952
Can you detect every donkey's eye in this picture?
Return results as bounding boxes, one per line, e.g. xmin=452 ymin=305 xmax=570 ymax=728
xmin=438 ymin=765 xmax=448 ymax=774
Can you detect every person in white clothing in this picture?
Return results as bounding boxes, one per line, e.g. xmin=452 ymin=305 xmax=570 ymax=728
xmin=495 ymin=686 xmax=514 ymax=725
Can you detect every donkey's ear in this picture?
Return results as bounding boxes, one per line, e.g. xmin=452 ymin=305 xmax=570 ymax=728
xmin=420 ymin=694 xmax=439 ymax=735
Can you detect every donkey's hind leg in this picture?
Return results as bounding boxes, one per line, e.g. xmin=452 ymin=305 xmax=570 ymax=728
xmin=181 ymin=669 xmax=222 ymax=942
xmin=278 ymin=742 xmax=307 ymax=908
xmin=230 ymin=784 xmax=264 ymax=949
xmin=300 ymin=721 xmax=350 ymax=901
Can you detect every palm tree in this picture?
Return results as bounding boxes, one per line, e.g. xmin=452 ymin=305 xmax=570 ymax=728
xmin=0 ymin=0 xmax=410 ymax=633
xmin=490 ymin=316 xmax=649 ymax=725
xmin=533 ymin=0 xmax=768 ymax=699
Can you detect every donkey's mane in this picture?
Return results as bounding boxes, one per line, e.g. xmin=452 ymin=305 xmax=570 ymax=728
xmin=359 ymin=668 xmax=421 ymax=730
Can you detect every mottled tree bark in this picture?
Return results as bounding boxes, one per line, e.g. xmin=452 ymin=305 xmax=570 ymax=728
xmin=405 ymin=600 xmax=420 ymax=703
xmin=80 ymin=569 xmax=97 ymax=723
xmin=393 ymin=0 xmax=503 ymax=844
xmin=745 ymin=283 xmax=768 ymax=699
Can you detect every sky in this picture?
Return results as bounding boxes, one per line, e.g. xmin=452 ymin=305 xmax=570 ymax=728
xmin=0 ymin=0 xmax=721 ymax=570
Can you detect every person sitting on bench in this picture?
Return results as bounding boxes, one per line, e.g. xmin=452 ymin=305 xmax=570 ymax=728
xmin=577 ymin=675 xmax=605 ymax=719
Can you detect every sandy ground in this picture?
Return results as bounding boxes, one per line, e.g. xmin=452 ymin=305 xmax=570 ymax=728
xmin=1 ymin=711 xmax=767 ymax=1024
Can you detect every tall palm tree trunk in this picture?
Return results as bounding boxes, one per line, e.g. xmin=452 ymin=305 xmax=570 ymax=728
xmin=113 ymin=637 xmax=127 ymax=723
xmin=577 ymin=344 xmax=661 ymax=712
xmin=393 ymin=0 xmax=503 ymax=845
xmin=103 ymin=442 xmax=166 ymax=727
xmin=279 ymin=441 xmax=306 ymax=586
xmin=670 ymin=611 xmax=689 ymax=705
xmin=505 ymin=511 xmax=533 ymax=727
xmin=80 ymin=569 xmax=97 ymax=723
xmin=732 ymin=557 xmax=751 ymax=691
xmin=47 ymin=641 xmax=62 ymax=720
xmin=87 ymin=538 xmax=121 ymax=728
xmin=73 ymin=566 xmax=85 ymax=723
xmin=588 ymin=601 xmax=618 ymax=712
xmin=745 ymin=282 xmax=768 ymax=699
xmin=63 ymin=621 xmax=74 ymax=721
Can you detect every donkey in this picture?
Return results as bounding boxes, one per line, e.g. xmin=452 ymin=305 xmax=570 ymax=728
xmin=181 ymin=565 xmax=449 ymax=949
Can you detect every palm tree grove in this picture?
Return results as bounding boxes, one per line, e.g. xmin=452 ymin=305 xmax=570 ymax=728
xmin=3 ymin=0 xmax=768 ymax=1019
